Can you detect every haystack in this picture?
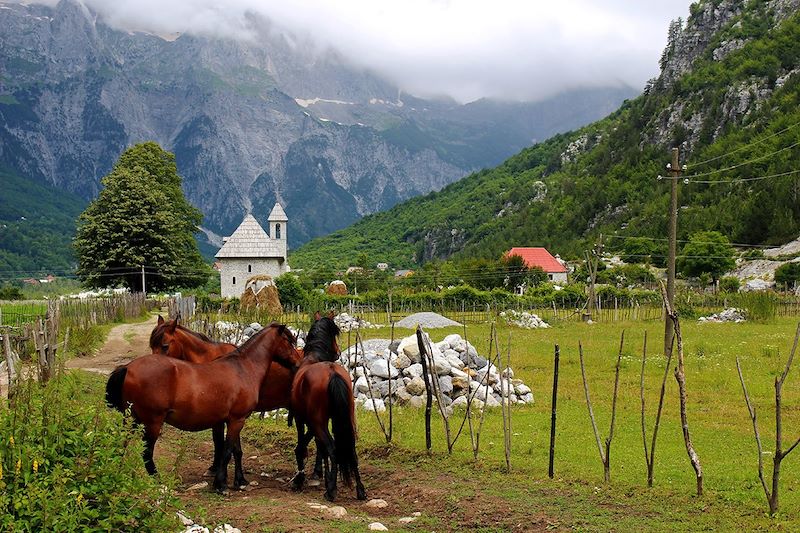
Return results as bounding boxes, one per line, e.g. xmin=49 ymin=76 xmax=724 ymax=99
xmin=241 ymin=275 xmax=283 ymax=315
xmin=326 ymin=280 xmax=348 ymax=296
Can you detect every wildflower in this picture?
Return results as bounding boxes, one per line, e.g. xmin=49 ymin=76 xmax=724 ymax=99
xmin=33 ymin=459 xmax=38 ymax=473
xmin=9 ymin=436 xmax=13 ymax=446
xmin=76 ymin=493 xmax=83 ymax=505
xmin=15 ymin=459 xmax=21 ymax=475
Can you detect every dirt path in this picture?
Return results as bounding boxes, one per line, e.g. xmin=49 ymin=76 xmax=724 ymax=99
xmin=66 ymin=315 xmax=157 ymax=375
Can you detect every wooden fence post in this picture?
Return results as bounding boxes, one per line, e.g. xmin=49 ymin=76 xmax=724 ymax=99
xmin=549 ymin=344 xmax=560 ymax=479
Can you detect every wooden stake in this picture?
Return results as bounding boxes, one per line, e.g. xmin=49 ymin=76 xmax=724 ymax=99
xmin=548 ymin=344 xmax=560 ymax=479
xmin=661 ymin=282 xmax=703 ymax=496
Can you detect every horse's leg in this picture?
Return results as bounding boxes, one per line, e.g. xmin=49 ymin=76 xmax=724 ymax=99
xmin=213 ymin=422 xmax=235 ymax=493
xmin=142 ymin=422 xmax=162 ymax=475
xmin=206 ymin=423 xmax=225 ymax=476
xmin=230 ymin=419 xmax=249 ymax=490
xmin=353 ymin=457 xmax=367 ymax=500
xmin=317 ymin=429 xmax=338 ymax=502
xmin=291 ymin=421 xmax=314 ymax=491
xmin=311 ymin=447 xmax=324 ymax=480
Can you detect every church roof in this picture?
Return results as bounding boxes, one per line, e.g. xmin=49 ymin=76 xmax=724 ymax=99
xmin=215 ymin=215 xmax=282 ymax=259
xmin=268 ymin=203 xmax=288 ymax=221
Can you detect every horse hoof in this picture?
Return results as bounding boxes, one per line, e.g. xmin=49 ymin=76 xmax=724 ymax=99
xmin=324 ymin=490 xmax=337 ymax=502
xmin=204 ymin=468 xmax=217 ymax=477
xmin=357 ymin=489 xmax=367 ymax=501
xmin=291 ymin=472 xmax=305 ymax=491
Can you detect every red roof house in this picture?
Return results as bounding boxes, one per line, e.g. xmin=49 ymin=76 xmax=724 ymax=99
xmin=505 ymin=247 xmax=568 ymax=283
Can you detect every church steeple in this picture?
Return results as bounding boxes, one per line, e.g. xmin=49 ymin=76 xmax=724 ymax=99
xmin=268 ymin=203 xmax=288 ymax=257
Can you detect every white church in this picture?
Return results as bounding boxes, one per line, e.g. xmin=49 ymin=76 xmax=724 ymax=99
xmin=215 ymin=203 xmax=290 ymax=298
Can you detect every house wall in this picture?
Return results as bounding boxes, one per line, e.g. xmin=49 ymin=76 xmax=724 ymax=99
xmin=548 ymin=272 xmax=568 ymax=284
xmin=219 ymin=258 xmax=288 ymax=298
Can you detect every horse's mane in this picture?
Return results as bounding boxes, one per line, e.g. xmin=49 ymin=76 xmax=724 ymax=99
xmin=232 ymin=322 xmax=298 ymax=369
xmin=149 ymin=321 xmax=215 ymax=349
xmin=303 ymin=316 xmax=340 ymax=363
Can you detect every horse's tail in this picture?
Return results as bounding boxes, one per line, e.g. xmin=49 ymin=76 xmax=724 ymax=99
xmin=105 ymin=366 xmax=128 ymax=412
xmin=328 ymin=372 xmax=357 ymax=487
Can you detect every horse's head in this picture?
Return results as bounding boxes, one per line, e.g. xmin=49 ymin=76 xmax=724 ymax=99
xmin=150 ymin=315 xmax=185 ymax=358
xmin=304 ymin=311 xmax=341 ymax=363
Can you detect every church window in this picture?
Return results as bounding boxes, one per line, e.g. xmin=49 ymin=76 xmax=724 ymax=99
xmin=232 ymin=276 xmax=236 ymax=285
xmin=276 ymin=223 xmax=281 ymax=239
xmin=248 ymin=264 xmax=252 ymax=273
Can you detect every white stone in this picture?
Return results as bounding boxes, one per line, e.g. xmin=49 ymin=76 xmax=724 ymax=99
xmin=363 ymin=398 xmax=386 ymax=413
xmin=327 ymin=506 xmax=347 ymax=518
xmin=399 ymin=336 xmax=421 ymax=362
xmin=450 ymin=367 xmax=468 ymax=380
xmin=432 ymin=355 xmax=451 ymax=375
xmin=405 ymin=363 xmax=423 ymax=378
xmin=176 ymin=512 xmax=194 ymax=526
xmin=365 ymin=498 xmax=388 ymax=508
xmin=369 ymin=359 xmax=399 ymax=379
xmin=368 ymin=523 xmax=388 ymax=531
xmin=399 ymin=516 xmax=417 ymax=524
xmin=514 ymin=383 xmax=531 ymax=396
xmin=406 ymin=376 xmax=426 ymax=396
xmin=451 ymin=395 xmax=468 ymax=408
xmin=394 ymin=353 xmax=412 ymax=369
xmin=355 ymin=376 xmax=370 ymax=394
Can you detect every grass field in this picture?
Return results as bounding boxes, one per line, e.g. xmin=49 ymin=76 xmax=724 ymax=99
xmin=235 ymin=316 xmax=800 ymax=531
xmin=44 ymin=314 xmax=800 ymax=531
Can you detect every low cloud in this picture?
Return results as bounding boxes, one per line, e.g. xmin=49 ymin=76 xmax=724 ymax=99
xmin=21 ymin=0 xmax=689 ymax=102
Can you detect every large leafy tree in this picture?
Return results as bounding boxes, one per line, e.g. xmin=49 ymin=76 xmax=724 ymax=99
xmin=677 ymin=231 xmax=736 ymax=284
xmin=74 ymin=142 xmax=207 ymax=291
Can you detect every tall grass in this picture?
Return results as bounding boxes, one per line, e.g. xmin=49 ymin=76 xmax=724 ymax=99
xmin=0 ymin=369 xmax=177 ymax=531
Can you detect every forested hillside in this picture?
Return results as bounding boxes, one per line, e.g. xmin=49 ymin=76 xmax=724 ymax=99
xmin=0 ymin=167 xmax=85 ymax=274
xmin=291 ymin=0 xmax=800 ymax=269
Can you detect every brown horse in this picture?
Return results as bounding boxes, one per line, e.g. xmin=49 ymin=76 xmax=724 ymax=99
xmin=148 ymin=315 xmax=325 ymax=478
xmin=290 ymin=315 xmax=366 ymax=501
xmin=150 ymin=315 xmax=235 ymax=363
xmin=106 ymin=323 xmax=298 ymax=492
xmin=148 ymin=315 xmax=237 ymax=475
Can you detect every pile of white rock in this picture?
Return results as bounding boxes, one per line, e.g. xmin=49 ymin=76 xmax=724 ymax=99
xmin=499 ymin=310 xmax=550 ymax=329
xmin=334 ymin=312 xmax=381 ymax=332
xmin=340 ymin=333 xmax=533 ymax=413
xmin=210 ymin=321 xmax=306 ymax=348
xmin=698 ymin=308 xmax=747 ymax=323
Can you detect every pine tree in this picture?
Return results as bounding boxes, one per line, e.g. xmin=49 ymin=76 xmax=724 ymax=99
xmin=74 ymin=142 xmax=208 ymax=291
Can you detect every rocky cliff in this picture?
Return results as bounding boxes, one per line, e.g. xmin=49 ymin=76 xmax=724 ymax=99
xmin=0 ymin=0 xmax=634 ymax=253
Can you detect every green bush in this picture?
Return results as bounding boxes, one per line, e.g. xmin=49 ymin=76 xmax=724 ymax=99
xmin=0 ymin=284 xmax=24 ymax=300
xmin=275 ymin=273 xmax=307 ymax=309
xmin=774 ymin=262 xmax=800 ymax=286
xmin=0 ymin=372 xmax=176 ymax=531
xmin=719 ymin=276 xmax=741 ymax=293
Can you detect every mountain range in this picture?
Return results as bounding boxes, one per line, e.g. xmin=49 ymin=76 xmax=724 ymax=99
xmin=290 ymin=0 xmax=800 ymax=270
xmin=0 ymin=0 xmax=635 ymax=274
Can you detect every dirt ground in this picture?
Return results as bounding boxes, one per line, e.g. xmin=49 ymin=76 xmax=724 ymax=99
xmin=68 ymin=316 xmax=554 ymax=532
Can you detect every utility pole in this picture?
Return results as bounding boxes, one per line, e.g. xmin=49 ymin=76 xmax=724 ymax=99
xmin=664 ymin=147 xmax=684 ymax=356
xmin=141 ymin=265 xmax=146 ymax=297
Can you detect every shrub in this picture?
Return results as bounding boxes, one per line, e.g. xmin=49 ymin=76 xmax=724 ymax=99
xmin=719 ymin=276 xmax=741 ymax=293
xmin=0 ymin=372 xmax=176 ymax=531
xmin=0 ymin=284 xmax=24 ymax=300
xmin=275 ymin=273 xmax=307 ymax=309
xmin=774 ymin=262 xmax=800 ymax=287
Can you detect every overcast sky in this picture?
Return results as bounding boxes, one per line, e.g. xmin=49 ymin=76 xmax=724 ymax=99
xmin=32 ymin=0 xmax=691 ymax=102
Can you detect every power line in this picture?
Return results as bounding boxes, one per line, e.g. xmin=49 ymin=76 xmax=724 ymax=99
xmin=677 ymin=139 xmax=800 ymax=179
xmin=689 ymin=120 xmax=800 ymax=168
xmin=687 ymin=168 xmax=800 ymax=184
xmin=603 ymin=234 xmax=775 ymax=249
